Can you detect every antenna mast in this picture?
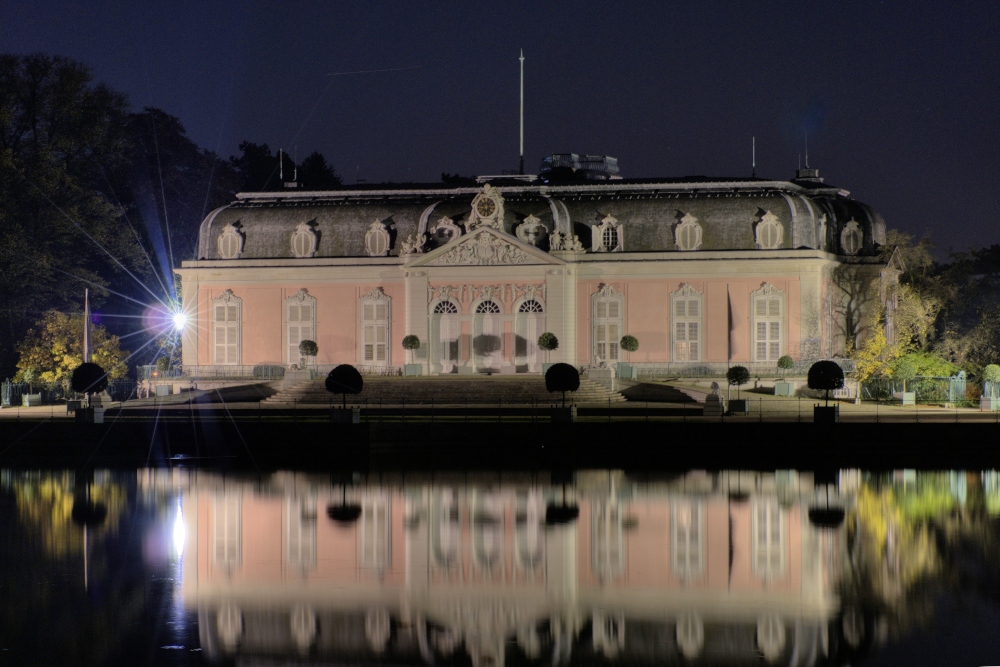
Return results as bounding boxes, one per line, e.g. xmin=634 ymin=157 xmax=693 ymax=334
xmin=804 ymin=133 xmax=809 ymax=168
xmin=279 ymin=148 xmax=284 ymax=181
xmin=752 ymin=136 xmax=756 ymax=178
xmin=519 ymin=49 xmax=525 ymax=175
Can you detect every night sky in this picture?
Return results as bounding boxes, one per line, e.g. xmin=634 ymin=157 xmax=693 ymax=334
xmin=3 ymin=1 xmax=999 ymax=253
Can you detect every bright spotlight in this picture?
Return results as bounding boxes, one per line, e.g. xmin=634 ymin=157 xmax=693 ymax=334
xmin=172 ymin=312 xmax=187 ymax=330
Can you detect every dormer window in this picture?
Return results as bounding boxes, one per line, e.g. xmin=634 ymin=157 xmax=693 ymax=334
xmin=754 ymin=211 xmax=784 ymax=250
xmin=841 ymin=220 xmax=862 ymax=255
xmin=217 ymin=223 xmax=244 ymax=259
xmin=290 ymin=223 xmax=317 ymax=258
xmin=364 ymin=220 xmax=390 ymax=257
xmin=592 ymin=214 xmax=624 ymax=252
xmin=674 ymin=213 xmax=702 ymax=251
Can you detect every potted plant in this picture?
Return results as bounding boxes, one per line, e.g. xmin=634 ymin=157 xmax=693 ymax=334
xmin=893 ymin=358 xmax=917 ymax=406
xmin=619 ymin=335 xmax=639 ymax=380
xmin=981 ymin=364 xmax=1000 ymax=411
xmin=726 ymin=366 xmax=750 ymax=414
xmin=402 ymin=335 xmax=422 ymax=376
xmin=545 ymin=363 xmax=580 ymax=422
xmin=808 ymin=360 xmax=844 ymax=423
xmin=325 ymin=364 xmax=363 ymax=423
xmin=774 ymin=355 xmax=795 ymax=396
xmin=538 ymin=332 xmax=558 ymax=374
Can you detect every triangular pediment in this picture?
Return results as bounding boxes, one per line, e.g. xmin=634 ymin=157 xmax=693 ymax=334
xmin=408 ymin=226 xmax=565 ymax=267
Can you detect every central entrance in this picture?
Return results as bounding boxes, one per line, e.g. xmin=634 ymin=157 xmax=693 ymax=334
xmin=473 ymin=300 xmax=503 ymax=371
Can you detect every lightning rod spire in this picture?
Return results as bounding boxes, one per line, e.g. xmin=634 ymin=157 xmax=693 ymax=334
xmin=519 ymin=49 xmax=525 ymax=175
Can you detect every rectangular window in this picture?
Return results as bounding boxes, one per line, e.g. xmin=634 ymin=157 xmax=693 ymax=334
xmin=593 ymin=293 xmax=624 ymax=364
xmin=360 ymin=297 xmax=390 ymax=366
xmin=672 ymin=295 xmax=703 ymax=361
xmin=214 ymin=301 xmax=240 ymax=365
xmin=753 ymin=295 xmax=783 ymax=361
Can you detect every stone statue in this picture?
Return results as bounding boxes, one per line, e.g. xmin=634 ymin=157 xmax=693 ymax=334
xmin=549 ymin=230 xmax=564 ymax=251
xmin=401 ymin=233 xmax=426 ymax=255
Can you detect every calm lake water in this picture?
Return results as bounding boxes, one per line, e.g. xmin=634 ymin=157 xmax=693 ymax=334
xmin=2 ymin=468 xmax=1000 ymax=666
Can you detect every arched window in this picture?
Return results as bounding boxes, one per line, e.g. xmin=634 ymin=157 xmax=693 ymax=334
xmin=841 ymin=220 xmax=862 ymax=255
xmin=516 ymin=300 xmax=545 ymax=372
xmin=360 ymin=288 xmax=390 ymax=365
xmin=473 ymin=300 xmax=502 ymax=369
xmin=674 ymin=213 xmax=703 ymax=251
xmin=592 ymin=284 xmax=624 ymax=363
xmin=671 ymin=284 xmax=703 ymax=362
xmin=755 ymin=211 xmax=784 ymax=250
xmin=212 ymin=290 xmax=241 ymax=365
xmin=217 ymin=223 xmax=244 ymax=259
xmin=432 ymin=301 xmax=460 ymax=372
xmin=286 ymin=289 xmax=316 ymax=365
xmin=751 ymin=283 xmax=784 ymax=362
xmin=671 ymin=500 xmax=705 ymax=581
xmin=434 ymin=300 xmax=458 ymax=314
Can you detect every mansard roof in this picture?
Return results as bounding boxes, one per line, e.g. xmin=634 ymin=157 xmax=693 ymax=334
xmin=195 ymin=174 xmax=887 ymax=261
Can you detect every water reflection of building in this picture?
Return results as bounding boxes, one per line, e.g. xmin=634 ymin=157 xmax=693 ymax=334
xmin=146 ymin=470 xmax=861 ymax=665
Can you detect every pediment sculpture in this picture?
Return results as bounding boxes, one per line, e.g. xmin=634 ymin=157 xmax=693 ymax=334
xmin=427 ymin=230 xmax=532 ymax=266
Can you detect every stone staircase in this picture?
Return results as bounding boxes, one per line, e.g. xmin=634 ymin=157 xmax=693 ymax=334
xmin=264 ymin=376 xmax=627 ymax=406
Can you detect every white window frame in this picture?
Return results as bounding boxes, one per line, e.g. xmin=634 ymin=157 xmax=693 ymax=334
xmin=671 ymin=284 xmax=703 ymax=362
xmin=212 ymin=290 xmax=241 ymax=365
xmin=285 ymin=496 xmax=316 ymax=572
xmin=752 ymin=498 xmax=786 ymax=583
xmin=754 ymin=211 xmax=784 ymax=250
xmin=751 ymin=283 xmax=785 ymax=362
xmin=592 ymin=284 xmax=624 ymax=364
xmin=671 ymin=499 xmax=705 ymax=581
xmin=286 ymin=289 xmax=317 ymax=365
xmin=592 ymin=214 xmax=624 ymax=252
xmin=472 ymin=299 xmax=503 ymax=370
xmin=359 ymin=287 xmax=391 ymax=366
xmin=841 ymin=219 xmax=862 ymax=255
xmin=592 ymin=500 xmax=625 ymax=581
xmin=212 ymin=494 xmax=241 ymax=572
xmin=364 ymin=219 xmax=390 ymax=257
xmin=359 ymin=492 xmax=391 ymax=575
xmin=514 ymin=299 xmax=545 ymax=371
xmin=674 ymin=213 xmax=703 ymax=251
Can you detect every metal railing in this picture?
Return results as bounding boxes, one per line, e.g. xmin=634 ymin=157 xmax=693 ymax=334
xmin=316 ymin=364 xmax=403 ymax=377
xmin=623 ymin=359 xmax=856 ymax=380
xmin=137 ymin=365 xmax=287 ymax=381
xmin=1 ymin=379 xmax=136 ymax=407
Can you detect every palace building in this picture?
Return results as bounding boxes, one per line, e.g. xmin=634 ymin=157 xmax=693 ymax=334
xmin=176 ymin=160 xmax=891 ymax=375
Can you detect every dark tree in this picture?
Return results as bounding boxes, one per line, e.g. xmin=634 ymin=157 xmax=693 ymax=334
xmin=807 ymin=360 xmax=845 ymax=406
xmin=298 ymin=340 xmax=318 ymax=358
xmin=325 ymin=364 xmax=363 ymax=408
xmin=71 ymin=362 xmax=108 ymax=394
xmin=299 ymin=151 xmax=342 ymax=190
xmin=545 ymin=363 xmax=580 ymax=407
xmin=229 ymin=141 xmax=291 ymax=192
xmin=726 ymin=365 xmax=750 ymax=399
xmin=440 ymin=172 xmax=477 ymax=186
xmin=0 ymin=54 xmax=144 ymax=377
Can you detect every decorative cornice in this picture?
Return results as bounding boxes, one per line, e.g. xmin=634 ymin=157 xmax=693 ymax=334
xmin=288 ymin=288 xmax=314 ymax=303
xmin=427 ymin=229 xmax=533 ymax=266
xmin=361 ymin=286 xmax=390 ymax=301
xmin=593 ymin=283 xmax=623 ymax=299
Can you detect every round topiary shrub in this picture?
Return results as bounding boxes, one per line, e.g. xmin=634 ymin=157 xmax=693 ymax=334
xmin=325 ymin=364 xmax=364 ymax=408
xmin=807 ymin=360 xmax=845 ymax=406
xmin=620 ymin=335 xmax=639 ymax=359
xmin=545 ymin=363 xmax=580 ymax=407
xmin=726 ymin=365 xmax=750 ymax=399
xmin=71 ymin=362 xmax=108 ymax=395
xmin=298 ymin=339 xmax=318 ymax=358
xmin=537 ymin=332 xmax=559 ymax=360
xmin=777 ymin=355 xmax=794 ymax=378
xmin=402 ymin=335 xmax=420 ymax=363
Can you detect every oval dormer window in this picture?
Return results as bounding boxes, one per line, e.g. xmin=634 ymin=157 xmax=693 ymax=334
xmin=364 ymin=220 xmax=390 ymax=257
xmin=290 ymin=223 xmax=317 ymax=258
xmin=755 ymin=212 xmax=783 ymax=250
xmin=675 ymin=213 xmax=702 ymax=251
xmin=841 ymin=220 xmax=862 ymax=255
xmin=218 ymin=223 xmax=243 ymax=259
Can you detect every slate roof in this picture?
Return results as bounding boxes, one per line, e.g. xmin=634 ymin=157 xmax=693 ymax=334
xmin=196 ymin=175 xmax=886 ymax=260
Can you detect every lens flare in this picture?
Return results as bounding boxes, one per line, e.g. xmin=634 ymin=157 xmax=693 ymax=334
xmin=172 ymin=312 xmax=187 ymax=330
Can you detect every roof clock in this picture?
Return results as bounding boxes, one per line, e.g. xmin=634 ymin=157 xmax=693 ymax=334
xmin=467 ymin=184 xmax=505 ymax=231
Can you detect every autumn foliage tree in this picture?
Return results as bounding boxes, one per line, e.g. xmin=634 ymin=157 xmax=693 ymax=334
xmin=15 ymin=311 xmax=128 ymax=384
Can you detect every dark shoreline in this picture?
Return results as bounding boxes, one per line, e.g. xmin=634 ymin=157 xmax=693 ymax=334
xmin=1 ymin=418 xmax=997 ymax=471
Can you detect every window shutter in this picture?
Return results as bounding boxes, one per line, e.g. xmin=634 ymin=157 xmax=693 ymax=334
xmin=756 ymin=299 xmax=767 ymax=317
xmin=595 ymin=301 xmax=607 ymax=318
xmin=608 ymin=301 xmax=620 ymax=318
xmin=215 ymin=305 xmax=226 ymax=321
xmin=768 ymin=299 xmax=780 ymax=317
xmin=688 ymin=299 xmax=699 ymax=317
xmin=675 ymin=322 xmax=686 ymax=341
xmin=674 ymin=300 xmax=686 ymax=317
xmin=300 ymin=305 xmax=312 ymax=322
xmin=288 ymin=305 xmax=300 ymax=322
xmin=375 ymin=303 xmax=386 ymax=321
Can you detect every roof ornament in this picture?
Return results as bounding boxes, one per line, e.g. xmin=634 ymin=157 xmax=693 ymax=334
xmin=467 ymin=184 xmax=505 ymax=232
xmin=400 ymin=233 xmax=426 ymax=255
